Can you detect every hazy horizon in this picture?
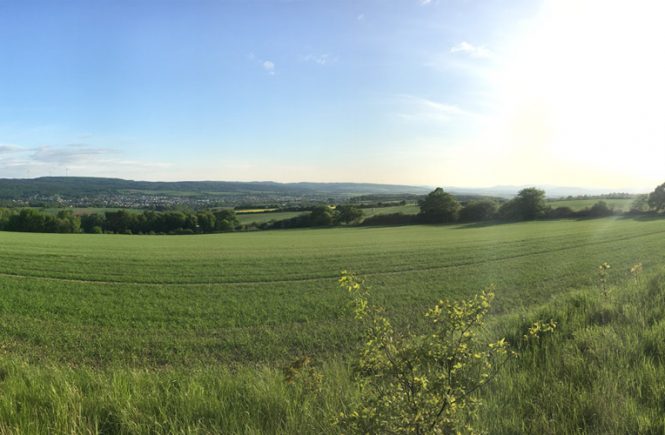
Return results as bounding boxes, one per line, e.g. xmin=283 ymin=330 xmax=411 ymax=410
xmin=1 ymin=0 xmax=663 ymax=190
xmin=0 ymin=174 xmax=651 ymax=196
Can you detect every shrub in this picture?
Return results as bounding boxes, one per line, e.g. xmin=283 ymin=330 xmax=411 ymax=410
xmin=337 ymin=272 xmax=511 ymax=434
xmin=585 ymin=201 xmax=614 ymax=218
xmin=547 ymin=206 xmax=575 ymax=219
xmin=309 ymin=206 xmax=335 ymax=226
xmin=360 ymin=213 xmax=415 ymax=226
xmin=459 ymin=199 xmax=498 ymax=222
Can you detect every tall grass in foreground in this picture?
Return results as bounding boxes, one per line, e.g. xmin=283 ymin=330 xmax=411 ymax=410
xmin=481 ymin=267 xmax=665 ymax=433
xmin=0 ymin=361 xmax=355 ymax=434
xmin=2 ymin=266 xmax=665 ymax=433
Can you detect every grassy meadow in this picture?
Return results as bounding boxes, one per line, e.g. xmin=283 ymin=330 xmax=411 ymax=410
xmin=235 ymin=203 xmax=420 ymax=226
xmin=547 ymin=197 xmax=634 ymax=211
xmin=1 ymin=216 xmax=665 ymax=432
xmin=235 ymin=198 xmax=635 ymax=227
xmin=235 ymin=210 xmax=305 ymax=225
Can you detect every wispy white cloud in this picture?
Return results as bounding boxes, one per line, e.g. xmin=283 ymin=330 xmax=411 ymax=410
xmin=394 ymin=95 xmax=473 ymax=123
xmin=419 ymin=0 xmax=433 ymax=5
xmin=0 ymin=144 xmax=24 ymax=154
xmin=356 ymin=13 xmax=365 ymax=21
xmin=450 ymin=41 xmax=493 ymax=59
xmin=31 ymin=144 xmax=115 ymax=165
xmin=262 ymin=60 xmax=275 ymax=75
xmin=302 ymin=53 xmax=338 ymax=66
xmin=0 ymin=142 xmax=172 ymax=178
xmin=247 ymin=53 xmax=276 ymax=75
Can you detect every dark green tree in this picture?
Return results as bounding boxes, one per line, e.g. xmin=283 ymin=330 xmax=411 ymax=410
xmin=196 ymin=211 xmax=217 ymax=233
xmin=53 ymin=210 xmax=81 ymax=233
xmin=104 ymin=210 xmax=136 ymax=233
xmin=648 ymin=182 xmax=665 ymax=212
xmin=213 ymin=209 xmax=239 ymax=231
xmin=417 ymin=188 xmax=461 ymax=224
xmin=499 ymin=188 xmax=547 ymax=221
xmin=81 ymin=213 xmax=106 ymax=233
xmin=334 ymin=205 xmax=363 ymax=225
xmin=309 ymin=206 xmax=335 ymax=226
xmin=459 ymin=199 xmax=498 ymax=222
xmin=0 ymin=208 xmax=12 ymax=230
xmin=6 ymin=209 xmax=47 ymax=232
xmin=588 ymin=201 xmax=613 ymax=218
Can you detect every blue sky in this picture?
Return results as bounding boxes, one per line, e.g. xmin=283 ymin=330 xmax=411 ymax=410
xmin=1 ymin=0 xmax=664 ymax=189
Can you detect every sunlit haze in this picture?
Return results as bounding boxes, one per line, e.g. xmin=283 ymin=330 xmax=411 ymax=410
xmin=1 ymin=0 xmax=663 ymax=190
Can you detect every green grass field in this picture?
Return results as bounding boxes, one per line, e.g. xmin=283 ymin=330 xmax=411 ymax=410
xmin=235 ymin=204 xmax=419 ymax=226
xmin=547 ymin=198 xmax=634 ymax=211
xmin=236 ymin=210 xmax=305 ymax=225
xmin=1 ymin=216 xmax=665 ymax=432
xmin=29 ymin=198 xmax=630 ymax=227
xmin=359 ymin=203 xmax=420 ymax=216
xmin=2 ymin=217 xmax=664 ymax=366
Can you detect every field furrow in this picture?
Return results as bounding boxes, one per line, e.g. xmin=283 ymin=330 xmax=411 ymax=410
xmin=2 ymin=217 xmax=665 ymax=366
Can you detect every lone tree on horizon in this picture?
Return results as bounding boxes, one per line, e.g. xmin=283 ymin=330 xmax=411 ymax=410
xmin=499 ymin=187 xmax=547 ymax=221
xmin=417 ymin=187 xmax=461 ymax=224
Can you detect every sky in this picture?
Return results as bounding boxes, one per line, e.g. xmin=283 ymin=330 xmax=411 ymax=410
xmin=0 ymin=0 xmax=664 ymax=190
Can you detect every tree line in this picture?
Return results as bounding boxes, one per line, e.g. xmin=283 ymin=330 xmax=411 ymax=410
xmin=0 ymin=205 xmax=365 ymax=235
xmin=0 ymin=208 xmax=241 ymax=235
xmin=406 ymin=187 xmax=621 ymax=225
xmin=408 ymin=182 xmax=665 ymax=225
xmin=2 ymin=182 xmax=665 ymax=235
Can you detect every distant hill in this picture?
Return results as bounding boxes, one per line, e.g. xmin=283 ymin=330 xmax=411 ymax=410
xmin=448 ymin=185 xmax=645 ymax=199
xmin=0 ymin=177 xmax=643 ymax=207
xmin=0 ymin=177 xmax=431 ymax=203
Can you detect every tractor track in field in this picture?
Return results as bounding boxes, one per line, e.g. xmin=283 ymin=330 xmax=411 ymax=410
xmin=1 ymin=227 xmax=665 ymax=287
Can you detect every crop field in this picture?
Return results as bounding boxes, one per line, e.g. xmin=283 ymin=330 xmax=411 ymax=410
xmin=359 ymin=203 xmax=420 ymax=216
xmin=235 ymin=210 xmax=305 ymax=225
xmin=235 ymin=204 xmax=419 ymax=226
xmin=547 ymin=198 xmax=634 ymax=211
xmin=1 ymin=216 xmax=664 ymax=366
xmin=1 ymin=216 xmax=665 ymax=432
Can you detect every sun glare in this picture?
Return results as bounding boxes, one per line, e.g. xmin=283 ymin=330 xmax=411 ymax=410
xmin=493 ymin=0 xmax=665 ymax=188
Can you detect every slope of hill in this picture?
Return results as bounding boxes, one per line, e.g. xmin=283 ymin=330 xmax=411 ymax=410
xmin=0 ymin=177 xmax=432 ymax=208
xmin=0 ymin=177 xmax=431 ymax=198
